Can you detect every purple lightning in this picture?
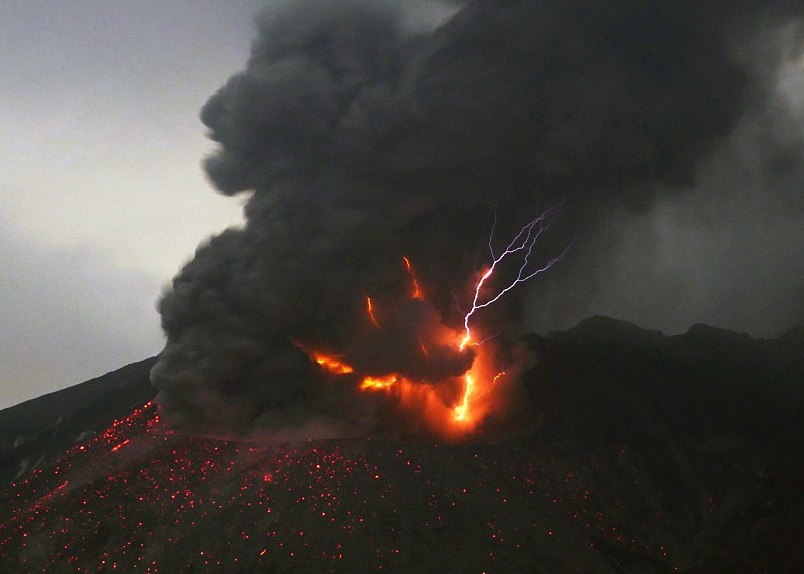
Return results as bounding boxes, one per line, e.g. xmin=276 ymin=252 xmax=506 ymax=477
xmin=459 ymin=205 xmax=570 ymax=350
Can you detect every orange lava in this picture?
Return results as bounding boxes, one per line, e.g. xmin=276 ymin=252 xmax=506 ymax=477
xmin=310 ymin=352 xmax=354 ymax=375
xmin=360 ymin=374 xmax=398 ymax=390
xmin=365 ymin=296 xmax=380 ymax=328
xmin=296 ymin=256 xmax=516 ymax=441
xmin=403 ymin=256 xmax=424 ymax=300
xmin=453 ymin=374 xmax=474 ymax=422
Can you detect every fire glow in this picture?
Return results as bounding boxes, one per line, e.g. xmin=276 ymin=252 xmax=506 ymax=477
xmin=311 ymin=353 xmax=354 ymax=375
xmin=298 ymin=209 xmax=566 ymax=441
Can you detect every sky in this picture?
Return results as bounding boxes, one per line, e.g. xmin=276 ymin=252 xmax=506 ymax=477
xmin=2 ymin=1 xmax=804 ymax=410
xmin=1 ymin=1 xmax=260 ymax=408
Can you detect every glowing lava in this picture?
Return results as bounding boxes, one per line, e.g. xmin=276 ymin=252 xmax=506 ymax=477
xmin=296 ymin=209 xmax=565 ymax=441
xmin=360 ymin=375 xmax=398 ymax=390
xmin=365 ymin=297 xmax=380 ymax=328
xmin=402 ymin=256 xmax=424 ymax=300
xmin=453 ymin=374 xmax=474 ymax=422
xmin=309 ymin=352 xmax=354 ymax=375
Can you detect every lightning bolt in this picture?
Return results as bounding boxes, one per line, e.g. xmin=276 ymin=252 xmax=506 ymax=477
xmin=459 ymin=204 xmax=570 ymax=349
xmin=452 ymin=205 xmax=568 ymax=423
xmin=299 ymin=207 xmax=568 ymax=432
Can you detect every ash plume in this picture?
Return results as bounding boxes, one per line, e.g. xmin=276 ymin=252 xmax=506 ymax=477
xmin=152 ymin=0 xmax=804 ymax=439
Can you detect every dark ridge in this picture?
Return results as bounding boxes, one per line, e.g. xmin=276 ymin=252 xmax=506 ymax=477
xmin=548 ymin=315 xmax=666 ymax=345
xmin=527 ymin=317 xmax=804 ymax=450
xmin=521 ymin=319 xmax=804 ymax=571
xmin=0 ymin=357 xmax=157 ymax=484
xmin=780 ymin=324 xmax=804 ymax=345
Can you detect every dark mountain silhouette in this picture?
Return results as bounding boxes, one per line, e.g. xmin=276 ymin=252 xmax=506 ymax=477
xmin=1 ymin=318 xmax=802 ymax=573
xmin=0 ymin=357 xmax=157 ymax=485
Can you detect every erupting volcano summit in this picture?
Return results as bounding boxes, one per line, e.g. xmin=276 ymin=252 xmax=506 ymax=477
xmin=150 ymin=0 xmax=804 ymax=441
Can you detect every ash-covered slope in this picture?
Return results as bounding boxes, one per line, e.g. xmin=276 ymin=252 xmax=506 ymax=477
xmin=1 ymin=319 xmax=802 ymax=573
xmin=0 ymin=357 xmax=157 ymax=485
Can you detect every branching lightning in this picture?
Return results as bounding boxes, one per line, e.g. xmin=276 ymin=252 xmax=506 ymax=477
xmin=297 ymin=206 xmax=568 ymax=434
xmin=451 ymin=205 xmax=569 ymax=423
xmin=459 ymin=205 xmax=569 ymax=350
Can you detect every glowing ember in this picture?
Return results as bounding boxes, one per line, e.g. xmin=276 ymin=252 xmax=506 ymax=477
xmin=0 ymin=400 xmax=674 ymax=572
xmin=110 ymin=438 xmax=131 ymax=453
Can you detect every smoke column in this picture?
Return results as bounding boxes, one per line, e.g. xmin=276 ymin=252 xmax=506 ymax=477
xmin=151 ymin=0 xmax=804 ymax=439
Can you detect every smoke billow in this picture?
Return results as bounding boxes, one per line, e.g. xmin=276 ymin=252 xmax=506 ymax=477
xmin=152 ymin=0 xmax=804 ymax=439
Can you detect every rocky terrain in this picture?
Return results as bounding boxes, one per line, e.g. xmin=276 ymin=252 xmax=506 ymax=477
xmin=1 ymin=317 xmax=802 ymax=573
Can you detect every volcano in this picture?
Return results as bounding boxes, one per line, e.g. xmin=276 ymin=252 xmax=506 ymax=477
xmin=2 ymin=317 xmax=802 ymax=573
xmin=4 ymin=1 xmax=804 ymax=571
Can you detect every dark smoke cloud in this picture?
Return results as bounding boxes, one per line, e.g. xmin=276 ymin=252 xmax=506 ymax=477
xmin=152 ymin=0 xmax=804 ymax=439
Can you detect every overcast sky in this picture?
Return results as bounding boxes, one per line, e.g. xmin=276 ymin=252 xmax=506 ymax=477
xmin=2 ymin=1 xmax=804 ymax=410
xmin=1 ymin=1 xmax=261 ymax=408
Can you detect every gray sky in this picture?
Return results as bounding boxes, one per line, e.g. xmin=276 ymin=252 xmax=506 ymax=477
xmin=2 ymin=1 xmax=804 ymax=410
xmin=1 ymin=1 xmax=260 ymax=408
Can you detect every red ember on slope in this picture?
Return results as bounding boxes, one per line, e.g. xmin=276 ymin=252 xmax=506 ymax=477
xmin=0 ymin=400 xmax=673 ymax=572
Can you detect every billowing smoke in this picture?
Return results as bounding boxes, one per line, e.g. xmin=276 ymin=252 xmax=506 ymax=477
xmin=152 ymin=0 xmax=803 ymax=439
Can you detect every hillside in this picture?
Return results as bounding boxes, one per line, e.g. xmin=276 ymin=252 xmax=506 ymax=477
xmin=1 ymin=318 xmax=802 ymax=573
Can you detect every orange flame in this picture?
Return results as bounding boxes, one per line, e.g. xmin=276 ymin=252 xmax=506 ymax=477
xmin=311 ymin=353 xmax=354 ymax=375
xmin=453 ymin=374 xmax=474 ymax=421
xmin=402 ymin=256 xmax=424 ymax=300
xmin=365 ymin=296 xmax=380 ymax=328
xmin=295 ymin=255 xmax=520 ymax=441
xmin=360 ymin=374 xmax=398 ymax=390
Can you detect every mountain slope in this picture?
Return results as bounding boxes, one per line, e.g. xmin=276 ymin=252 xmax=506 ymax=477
xmin=0 ymin=319 xmax=801 ymax=573
xmin=0 ymin=357 xmax=157 ymax=484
